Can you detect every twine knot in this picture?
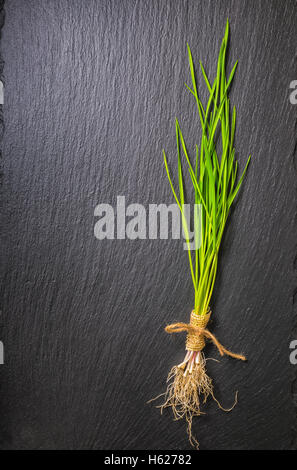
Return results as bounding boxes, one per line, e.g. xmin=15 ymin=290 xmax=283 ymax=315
xmin=165 ymin=310 xmax=246 ymax=361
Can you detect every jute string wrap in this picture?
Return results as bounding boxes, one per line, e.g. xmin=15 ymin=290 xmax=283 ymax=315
xmin=186 ymin=310 xmax=211 ymax=351
xmin=165 ymin=310 xmax=246 ymax=361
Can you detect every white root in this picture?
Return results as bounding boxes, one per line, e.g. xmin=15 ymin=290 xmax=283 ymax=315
xmin=177 ymin=350 xmax=192 ymax=369
xmin=150 ymin=349 xmax=238 ymax=449
xmin=195 ymin=351 xmax=200 ymax=364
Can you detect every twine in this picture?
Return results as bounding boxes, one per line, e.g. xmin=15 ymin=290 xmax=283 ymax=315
xmin=165 ymin=310 xmax=246 ymax=361
xmin=186 ymin=310 xmax=211 ymax=351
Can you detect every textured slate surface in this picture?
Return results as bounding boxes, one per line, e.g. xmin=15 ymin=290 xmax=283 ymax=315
xmin=1 ymin=0 xmax=296 ymax=450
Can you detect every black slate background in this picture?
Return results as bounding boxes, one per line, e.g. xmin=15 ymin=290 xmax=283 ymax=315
xmin=0 ymin=0 xmax=296 ymax=450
